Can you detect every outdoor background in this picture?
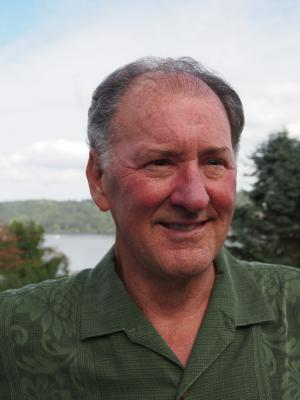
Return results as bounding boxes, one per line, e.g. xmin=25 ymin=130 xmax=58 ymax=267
xmin=0 ymin=0 xmax=299 ymax=287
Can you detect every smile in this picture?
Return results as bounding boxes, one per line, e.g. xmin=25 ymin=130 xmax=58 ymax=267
xmin=160 ymin=221 xmax=207 ymax=232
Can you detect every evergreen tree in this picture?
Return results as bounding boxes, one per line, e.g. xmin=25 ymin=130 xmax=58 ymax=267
xmin=228 ymin=130 xmax=300 ymax=267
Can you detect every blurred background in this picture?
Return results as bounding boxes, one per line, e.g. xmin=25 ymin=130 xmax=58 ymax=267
xmin=0 ymin=0 xmax=299 ymax=288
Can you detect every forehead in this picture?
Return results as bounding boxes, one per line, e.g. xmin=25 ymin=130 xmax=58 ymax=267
xmin=112 ymin=74 xmax=231 ymax=147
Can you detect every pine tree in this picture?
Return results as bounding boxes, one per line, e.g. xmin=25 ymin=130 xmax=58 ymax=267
xmin=228 ymin=130 xmax=300 ymax=267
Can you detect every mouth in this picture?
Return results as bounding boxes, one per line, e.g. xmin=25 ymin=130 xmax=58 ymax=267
xmin=159 ymin=221 xmax=208 ymax=232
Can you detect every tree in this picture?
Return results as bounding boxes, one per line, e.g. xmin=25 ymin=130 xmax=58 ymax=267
xmin=228 ymin=130 xmax=300 ymax=267
xmin=0 ymin=221 xmax=69 ymax=290
xmin=0 ymin=225 xmax=22 ymax=271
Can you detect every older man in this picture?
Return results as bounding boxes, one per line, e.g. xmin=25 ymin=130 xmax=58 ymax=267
xmin=0 ymin=58 xmax=299 ymax=399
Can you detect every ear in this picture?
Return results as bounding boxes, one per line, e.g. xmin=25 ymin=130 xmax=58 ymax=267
xmin=86 ymin=149 xmax=111 ymax=212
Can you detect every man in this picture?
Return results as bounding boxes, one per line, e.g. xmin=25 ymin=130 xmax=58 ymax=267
xmin=0 ymin=57 xmax=299 ymax=399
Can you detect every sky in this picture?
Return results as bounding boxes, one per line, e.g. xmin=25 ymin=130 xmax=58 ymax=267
xmin=0 ymin=0 xmax=299 ymax=200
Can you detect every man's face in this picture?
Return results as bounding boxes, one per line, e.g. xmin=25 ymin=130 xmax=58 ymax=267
xmin=89 ymin=82 xmax=236 ymax=280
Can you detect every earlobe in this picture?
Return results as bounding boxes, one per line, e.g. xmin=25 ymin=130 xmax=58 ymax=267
xmin=86 ymin=150 xmax=111 ymax=212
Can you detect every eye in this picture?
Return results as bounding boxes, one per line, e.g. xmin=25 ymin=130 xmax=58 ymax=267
xmin=150 ymin=159 xmax=170 ymax=166
xmin=206 ymin=158 xmax=225 ymax=166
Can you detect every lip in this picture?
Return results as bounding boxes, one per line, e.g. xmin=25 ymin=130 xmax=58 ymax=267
xmin=158 ymin=220 xmax=210 ymax=237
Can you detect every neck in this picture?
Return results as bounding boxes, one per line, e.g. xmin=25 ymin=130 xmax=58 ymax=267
xmin=117 ymin=255 xmax=215 ymax=366
xmin=115 ymin=239 xmax=217 ymax=365
xmin=118 ymin=248 xmax=215 ymax=321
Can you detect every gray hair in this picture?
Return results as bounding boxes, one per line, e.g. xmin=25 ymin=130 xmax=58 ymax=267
xmin=87 ymin=57 xmax=244 ymax=165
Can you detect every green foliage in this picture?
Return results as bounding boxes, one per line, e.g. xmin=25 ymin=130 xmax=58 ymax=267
xmin=0 ymin=221 xmax=69 ymax=290
xmin=228 ymin=130 xmax=300 ymax=267
xmin=0 ymin=200 xmax=115 ymax=234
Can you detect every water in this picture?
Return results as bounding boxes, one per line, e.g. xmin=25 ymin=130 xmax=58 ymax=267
xmin=44 ymin=234 xmax=115 ymax=273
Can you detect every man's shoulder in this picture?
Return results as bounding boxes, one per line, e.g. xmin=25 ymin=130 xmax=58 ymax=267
xmin=0 ymin=269 xmax=91 ymax=324
xmin=237 ymin=257 xmax=299 ymax=274
xmin=0 ymin=270 xmax=93 ymax=396
xmin=237 ymin=257 xmax=300 ymax=280
xmin=231 ymin=257 xmax=300 ymax=397
xmin=233 ymin=256 xmax=300 ymax=304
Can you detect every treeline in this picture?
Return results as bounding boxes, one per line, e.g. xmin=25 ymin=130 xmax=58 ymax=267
xmin=0 ymin=200 xmax=115 ymax=234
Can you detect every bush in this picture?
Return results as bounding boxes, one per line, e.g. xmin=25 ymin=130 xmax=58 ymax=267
xmin=0 ymin=221 xmax=69 ymax=290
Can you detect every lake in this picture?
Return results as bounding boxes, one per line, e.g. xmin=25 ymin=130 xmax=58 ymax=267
xmin=44 ymin=234 xmax=115 ymax=273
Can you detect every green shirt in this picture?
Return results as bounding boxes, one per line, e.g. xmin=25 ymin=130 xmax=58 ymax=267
xmin=0 ymin=247 xmax=299 ymax=399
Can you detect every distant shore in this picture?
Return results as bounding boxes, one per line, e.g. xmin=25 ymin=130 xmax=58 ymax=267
xmin=0 ymin=199 xmax=115 ymax=234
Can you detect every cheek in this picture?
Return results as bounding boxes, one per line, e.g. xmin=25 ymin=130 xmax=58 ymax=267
xmin=121 ymin=176 xmax=174 ymax=209
xmin=207 ymin=175 xmax=236 ymax=213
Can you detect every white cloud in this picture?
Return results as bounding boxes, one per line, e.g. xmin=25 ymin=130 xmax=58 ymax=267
xmin=0 ymin=139 xmax=88 ymax=171
xmin=0 ymin=140 xmax=90 ymax=200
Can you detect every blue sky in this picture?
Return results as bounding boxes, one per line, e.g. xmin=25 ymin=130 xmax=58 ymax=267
xmin=0 ymin=0 xmax=56 ymax=46
xmin=0 ymin=1 xmax=40 ymax=43
xmin=0 ymin=0 xmax=300 ymax=200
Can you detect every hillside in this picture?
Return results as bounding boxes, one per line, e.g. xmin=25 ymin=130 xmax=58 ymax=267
xmin=0 ymin=200 xmax=115 ymax=234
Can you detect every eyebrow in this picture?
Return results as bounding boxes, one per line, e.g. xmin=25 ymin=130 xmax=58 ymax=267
xmin=135 ymin=146 xmax=233 ymax=161
xmin=148 ymin=146 xmax=231 ymax=156
xmin=134 ymin=148 xmax=178 ymax=160
xmin=199 ymin=146 xmax=232 ymax=156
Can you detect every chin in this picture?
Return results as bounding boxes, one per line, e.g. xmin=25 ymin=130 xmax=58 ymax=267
xmin=155 ymin=248 xmax=215 ymax=279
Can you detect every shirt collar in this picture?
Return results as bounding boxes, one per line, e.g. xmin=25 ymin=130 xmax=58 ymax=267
xmin=80 ymin=246 xmax=274 ymax=340
xmin=213 ymin=248 xmax=275 ymax=327
xmin=80 ymin=247 xmax=152 ymax=340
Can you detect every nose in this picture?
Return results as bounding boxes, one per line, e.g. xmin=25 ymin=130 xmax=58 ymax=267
xmin=170 ymin=163 xmax=209 ymax=212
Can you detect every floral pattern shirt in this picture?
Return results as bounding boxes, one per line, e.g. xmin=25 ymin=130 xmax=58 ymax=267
xmin=0 ymin=247 xmax=299 ymax=399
